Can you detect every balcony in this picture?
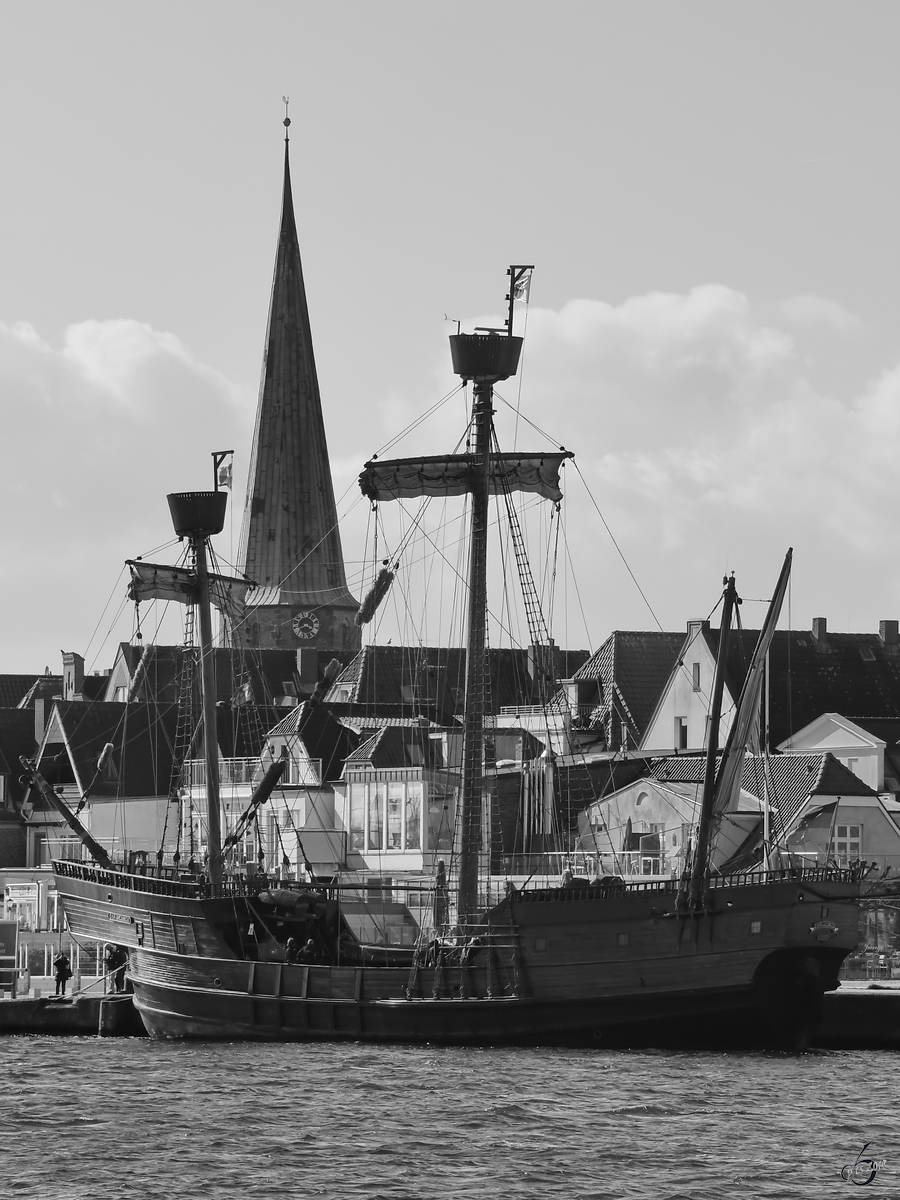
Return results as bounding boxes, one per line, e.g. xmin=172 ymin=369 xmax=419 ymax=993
xmin=185 ymin=757 xmax=322 ymax=788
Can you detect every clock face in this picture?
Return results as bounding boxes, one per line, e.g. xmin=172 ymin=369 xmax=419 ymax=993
xmin=292 ymin=611 xmax=320 ymax=640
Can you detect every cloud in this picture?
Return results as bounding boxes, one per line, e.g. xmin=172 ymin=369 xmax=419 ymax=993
xmin=777 ymin=295 xmax=863 ymax=333
xmin=358 ymin=286 xmax=900 ymax=647
xmin=4 ymin=288 xmax=896 ymax=673
xmin=0 ymin=318 xmax=251 ymax=669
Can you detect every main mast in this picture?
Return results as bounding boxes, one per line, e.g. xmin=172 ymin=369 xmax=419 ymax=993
xmin=358 ymin=266 xmax=576 ymax=926
xmin=450 ymin=270 xmax=530 ymax=923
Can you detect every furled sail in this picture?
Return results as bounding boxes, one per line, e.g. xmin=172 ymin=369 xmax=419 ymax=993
xmin=712 ymin=548 xmax=792 ymax=818
xmin=359 ymin=451 xmax=574 ymax=504
xmin=126 ymin=560 xmax=252 ymax=623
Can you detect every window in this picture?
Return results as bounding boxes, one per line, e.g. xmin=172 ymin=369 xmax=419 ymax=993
xmin=406 ymin=783 xmax=421 ymax=850
xmin=349 ymin=784 xmax=366 ymax=851
xmin=675 ymin=717 xmax=688 ymax=750
xmin=352 ymin=779 xmax=432 ymax=853
xmin=835 ymin=824 xmax=862 ymax=861
xmin=368 ymin=784 xmax=385 ymax=850
xmin=428 ymin=789 xmax=453 ymax=853
xmin=387 ymin=783 xmax=404 ymax=849
xmin=617 ymin=933 xmax=629 ymax=947
xmin=750 ymin=920 xmax=761 ymax=934
xmin=692 ymin=663 xmax=701 ymax=691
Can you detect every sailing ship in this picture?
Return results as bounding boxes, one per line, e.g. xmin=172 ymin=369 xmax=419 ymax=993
xmin=37 ymin=268 xmax=861 ymax=1048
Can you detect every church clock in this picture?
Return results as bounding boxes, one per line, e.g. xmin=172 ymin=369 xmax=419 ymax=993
xmin=292 ymin=611 xmax=320 ymax=640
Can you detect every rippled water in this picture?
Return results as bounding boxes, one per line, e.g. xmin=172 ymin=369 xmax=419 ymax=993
xmin=1 ymin=1038 xmax=895 ymax=1199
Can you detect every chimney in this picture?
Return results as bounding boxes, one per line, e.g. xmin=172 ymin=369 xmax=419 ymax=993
xmin=880 ymin=620 xmax=899 ymax=645
xmin=811 ymin=617 xmax=827 ymax=641
xmin=686 ymin=619 xmax=710 ymax=639
xmin=62 ymin=651 xmax=85 ymax=701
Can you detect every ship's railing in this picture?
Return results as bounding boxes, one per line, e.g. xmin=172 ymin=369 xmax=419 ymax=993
xmin=512 ymin=864 xmax=859 ymax=903
xmin=53 ymin=860 xmax=203 ymax=898
xmin=500 ymin=851 xmax=672 ymax=880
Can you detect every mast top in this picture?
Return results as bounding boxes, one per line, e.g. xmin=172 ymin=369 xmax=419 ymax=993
xmin=167 ymin=491 xmax=228 ymax=539
xmin=450 ymin=265 xmax=531 ymax=382
xmin=282 ymin=95 xmax=291 ymax=136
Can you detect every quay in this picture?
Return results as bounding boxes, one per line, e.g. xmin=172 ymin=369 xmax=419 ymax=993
xmin=814 ymin=980 xmax=900 ymax=1050
xmin=0 ymin=984 xmax=145 ymax=1037
xmin=0 ymin=978 xmax=895 ymax=1046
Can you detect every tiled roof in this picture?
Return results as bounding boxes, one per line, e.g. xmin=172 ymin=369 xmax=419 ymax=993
xmin=38 ymin=701 xmax=178 ymax=801
xmin=18 ymin=676 xmax=63 ymax=709
xmin=343 ymin=725 xmax=446 ymax=771
xmin=0 ymin=675 xmax=40 ymax=708
xmin=265 ymin=701 xmax=359 ymax=782
xmin=326 ymin=644 xmax=589 ymax=725
xmin=0 ymin=709 xmax=38 ymax=806
xmin=646 ymin=750 xmax=876 ymax=838
xmin=573 ymin=632 xmax=683 ymax=744
xmin=110 ymin=643 xmax=356 ymax=710
xmin=339 ymin=716 xmax=441 ymax=732
xmin=847 ymin=716 xmax=900 ymax=746
xmin=699 ymin=628 xmax=900 ymax=749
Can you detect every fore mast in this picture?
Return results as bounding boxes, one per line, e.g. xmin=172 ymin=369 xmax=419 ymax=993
xmin=166 ymin=477 xmax=229 ymax=895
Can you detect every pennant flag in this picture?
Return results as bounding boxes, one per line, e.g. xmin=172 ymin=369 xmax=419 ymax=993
xmin=217 ymin=459 xmax=233 ymax=490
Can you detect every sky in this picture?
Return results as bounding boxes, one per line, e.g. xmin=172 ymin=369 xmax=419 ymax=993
xmin=2 ymin=2 xmax=900 ymax=672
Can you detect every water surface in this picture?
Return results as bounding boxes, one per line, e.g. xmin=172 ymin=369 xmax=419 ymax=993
xmin=1 ymin=1039 xmax=894 ymax=1199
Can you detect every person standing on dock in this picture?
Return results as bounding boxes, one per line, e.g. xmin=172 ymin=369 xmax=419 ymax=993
xmin=53 ymin=950 xmax=71 ymax=998
xmin=105 ymin=944 xmax=127 ymax=992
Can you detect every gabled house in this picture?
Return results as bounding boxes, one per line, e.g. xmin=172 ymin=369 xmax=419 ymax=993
xmin=640 ymin=617 xmax=900 ymax=769
xmin=575 ymin=751 xmax=884 ymax=878
xmin=562 ymin=631 xmax=684 ymax=753
xmin=334 ymin=724 xmax=460 ymax=878
xmin=777 ymin=713 xmax=900 ymax=795
xmin=260 ymin=701 xmax=360 ymax=875
xmin=781 ymin=757 xmax=900 ymax=873
xmin=25 ymin=700 xmax=178 ymax=866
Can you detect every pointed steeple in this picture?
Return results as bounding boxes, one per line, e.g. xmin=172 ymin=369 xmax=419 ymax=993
xmin=237 ymin=117 xmax=360 ymax=652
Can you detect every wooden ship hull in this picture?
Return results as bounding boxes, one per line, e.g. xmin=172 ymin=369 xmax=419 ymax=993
xmin=55 ymin=862 xmax=860 ymax=1048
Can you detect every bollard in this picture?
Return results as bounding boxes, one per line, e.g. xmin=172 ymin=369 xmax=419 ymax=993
xmin=98 ymin=994 xmax=146 ymax=1037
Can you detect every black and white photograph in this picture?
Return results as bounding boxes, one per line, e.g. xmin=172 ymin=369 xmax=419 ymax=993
xmin=0 ymin=3 xmax=898 ymax=1197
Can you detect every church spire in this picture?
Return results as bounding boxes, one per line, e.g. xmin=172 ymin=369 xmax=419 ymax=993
xmin=236 ymin=114 xmax=360 ymax=652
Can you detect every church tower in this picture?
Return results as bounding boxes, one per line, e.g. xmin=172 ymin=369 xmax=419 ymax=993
xmin=237 ymin=116 xmax=360 ymax=652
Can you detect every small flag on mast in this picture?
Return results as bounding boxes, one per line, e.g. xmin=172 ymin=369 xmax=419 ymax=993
xmin=217 ymin=454 xmax=234 ymax=491
xmin=513 ymin=269 xmax=533 ymax=304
